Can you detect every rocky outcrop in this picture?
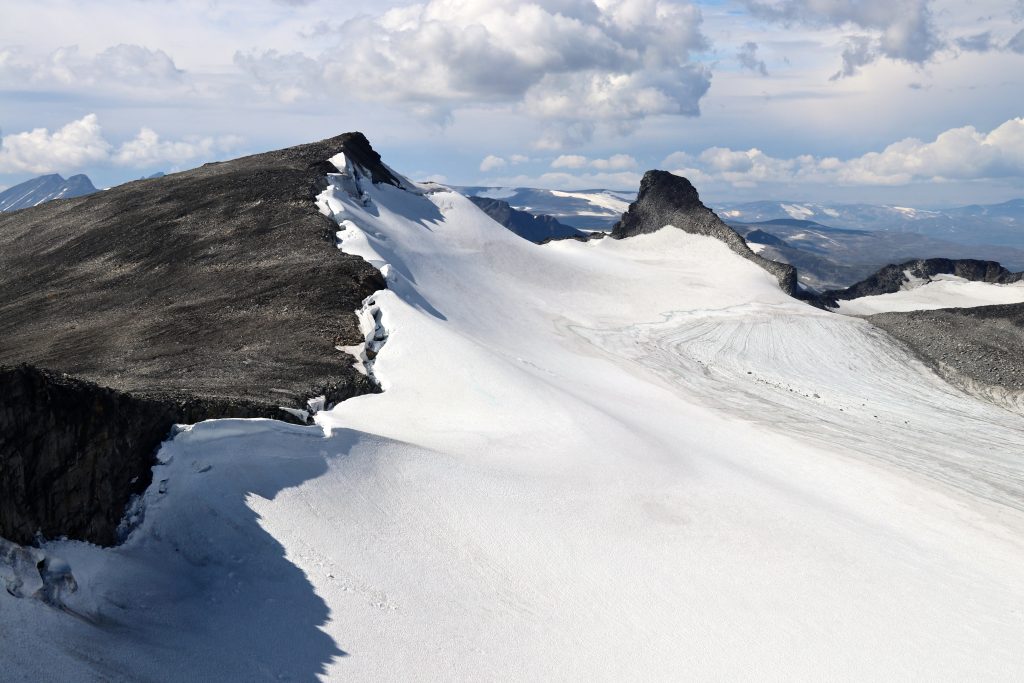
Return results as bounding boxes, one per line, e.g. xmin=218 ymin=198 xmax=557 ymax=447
xmin=0 ymin=132 xmax=398 ymax=546
xmin=468 ymin=196 xmax=585 ymax=243
xmin=814 ymin=258 xmax=1024 ymax=308
xmin=611 ymin=171 xmax=798 ymax=295
xmin=0 ymin=365 xmax=314 ymax=546
xmin=868 ymin=303 xmax=1024 ymax=413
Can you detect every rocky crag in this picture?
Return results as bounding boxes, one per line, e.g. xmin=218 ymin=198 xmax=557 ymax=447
xmin=610 ymin=170 xmax=798 ymax=295
xmin=0 ymin=133 xmax=392 ymax=546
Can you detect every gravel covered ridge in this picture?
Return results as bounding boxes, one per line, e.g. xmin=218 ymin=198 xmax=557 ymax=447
xmin=868 ymin=303 xmax=1024 ymax=411
xmin=0 ymin=132 xmax=386 ymax=409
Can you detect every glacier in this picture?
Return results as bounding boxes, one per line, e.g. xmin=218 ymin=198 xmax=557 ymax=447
xmin=4 ymin=155 xmax=1024 ymax=681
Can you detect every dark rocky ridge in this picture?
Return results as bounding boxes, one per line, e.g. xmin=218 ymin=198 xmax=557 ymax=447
xmin=0 ymin=132 xmax=391 ymax=546
xmin=0 ymin=132 xmax=386 ymax=407
xmin=0 ymin=365 xmax=307 ymax=546
xmin=868 ymin=303 xmax=1024 ymax=411
xmin=814 ymin=258 xmax=1024 ymax=308
xmin=611 ymin=171 xmax=798 ymax=295
xmin=468 ymin=196 xmax=585 ymax=242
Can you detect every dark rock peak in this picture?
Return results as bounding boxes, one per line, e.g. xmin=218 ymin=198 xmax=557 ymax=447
xmin=333 ymin=131 xmax=405 ymax=188
xmin=815 ymin=258 xmax=1024 ymax=307
xmin=611 ymin=170 xmax=798 ymax=296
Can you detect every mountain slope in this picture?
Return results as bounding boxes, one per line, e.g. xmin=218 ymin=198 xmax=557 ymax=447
xmin=467 ymin=195 xmax=584 ymax=242
xmin=0 ymin=173 xmax=97 ymax=212
xmin=0 ymin=135 xmax=383 ymax=407
xmin=5 ymin=138 xmax=1024 ymax=680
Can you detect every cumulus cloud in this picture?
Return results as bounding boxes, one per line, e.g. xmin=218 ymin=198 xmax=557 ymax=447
xmin=661 ymin=117 xmax=1024 ymax=187
xmin=0 ymin=114 xmax=111 ymax=173
xmin=239 ymin=0 xmax=712 ymax=142
xmin=479 ymin=153 xmax=530 ymax=171
xmin=737 ymin=41 xmax=769 ymax=76
xmin=0 ymin=114 xmax=241 ymax=173
xmin=0 ymin=44 xmax=183 ymax=88
xmin=479 ymin=155 xmax=508 ymax=172
xmin=550 ymin=153 xmax=637 ymax=170
xmin=743 ymin=0 xmax=942 ymax=77
xmin=551 ymin=154 xmax=588 ymax=169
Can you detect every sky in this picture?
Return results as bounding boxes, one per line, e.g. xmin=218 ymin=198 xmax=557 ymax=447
xmin=1 ymin=0 xmax=1022 ymax=206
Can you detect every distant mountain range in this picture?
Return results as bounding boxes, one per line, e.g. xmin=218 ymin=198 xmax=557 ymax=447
xmin=460 ymin=186 xmax=1024 ymax=289
xmin=456 ymin=186 xmax=633 ymax=229
xmin=715 ymin=199 xmax=1024 ymax=249
xmin=0 ymin=173 xmax=97 ymax=212
xmin=730 ymin=218 xmax=1024 ymax=290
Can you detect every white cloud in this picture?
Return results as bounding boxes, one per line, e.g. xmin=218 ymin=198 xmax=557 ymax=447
xmin=0 ymin=44 xmax=184 ymax=89
xmin=551 ymin=154 xmax=588 ymax=169
xmin=238 ymin=0 xmax=712 ymax=140
xmin=590 ymin=153 xmax=637 ymax=170
xmin=479 ymin=155 xmax=507 ymax=172
xmin=0 ymin=114 xmax=242 ymax=173
xmin=661 ymin=117 xmax=1024 ymax=187
xmin=551 ymin=153 xmax=637 ymax=170
xmin=482 ymin=169 xmax=643 ymax=191
xmin=113 ymin=128 xmax=243 ymax=167
xmin=0 ymin=114 xmax=111 ymax=173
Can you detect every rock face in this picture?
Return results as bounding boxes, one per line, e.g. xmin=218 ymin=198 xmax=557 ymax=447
xmin=468 ymin=196 xmax=585 ymax=242
xmin=0 ymin=365 xmax=308 ymax=546
xmin=0 ymin=132 xmax=393 ymax=546
xmin=611 ymin=171 xmax=798 ymax=295
xmin=816 ymin=258 xmax=1024 ymax=308
xmin=0 ymin=173 xmax=98 ymax=212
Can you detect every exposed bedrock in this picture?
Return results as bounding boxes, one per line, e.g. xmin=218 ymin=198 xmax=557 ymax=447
xmin=815 ymin=258 xmax=1024 ymax=308
xmin=0 ymin=132 xmax=393 ymax=546
xmin=0 ymin=365 xmax=317 ymax=546
xmin=611 ymin=170 xmax=799 ymax=295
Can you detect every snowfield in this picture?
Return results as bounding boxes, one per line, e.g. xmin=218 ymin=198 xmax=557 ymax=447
xmin=835 ymin=274 xmax=1024 ymax=315
xmin=6 ymin=160 xmax=1024 ymax=680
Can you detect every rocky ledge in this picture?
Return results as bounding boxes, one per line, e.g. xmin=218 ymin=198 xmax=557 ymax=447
xmin=0 ymin=132 xmax=393 ymax=546
xmin=610 ymin=171 xmax=798 ymax=295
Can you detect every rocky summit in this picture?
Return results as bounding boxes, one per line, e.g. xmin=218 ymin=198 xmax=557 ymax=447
xmin=611 ymin=170 xmax=798 ymax=295
xmin=0 ymin=132 xmax=392 ymax=545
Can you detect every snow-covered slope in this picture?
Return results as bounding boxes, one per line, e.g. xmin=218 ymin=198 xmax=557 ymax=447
xmin=457 ymin=186 xmax=634 ymax=230
xmin=7 ymin=159 xmax=1024 ymax=680
xmin=836 ymin=274 xmax=1024 ymax=315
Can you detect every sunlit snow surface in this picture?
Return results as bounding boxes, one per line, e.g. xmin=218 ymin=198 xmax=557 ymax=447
xmin=7 ymin=165 xmax=1024 ymax=680
xmin=835 ymin=275 xmax=1024 ymax=315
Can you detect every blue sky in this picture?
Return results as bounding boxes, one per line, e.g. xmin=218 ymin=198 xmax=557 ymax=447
xmin=1 ymin=0 xmax=1022 ymax=206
